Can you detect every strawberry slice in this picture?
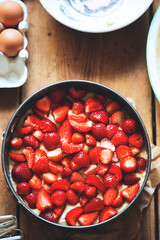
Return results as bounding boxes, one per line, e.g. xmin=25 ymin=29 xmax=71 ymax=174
xmin=36 ymin=188 xmax=53 ymax=211
xmin=43 ymin=183 xmax=53 ymax=195
xmin=123 ymin=174 xmax=140 ymax=185
xmin=105 ymin=101 xmax=121 ymax=116
xmin=71 ymin=151 xmax=90 ymax=171
xmin=70 ymin=172 xmax=85 ymax=183
xmin=112 ymin=195 xmax=124 ymax=208
xmin=51 ymin=190 xmax=67 ymax=207
xmin=86 ymin=175 xmax=105 ymax=193
xmin=24 ymin=192 xmax=37 ymax=209
xmin=40 ymin=210 xmax=59 ymax=223
xmin=23 ymin=114 xmax=41 ymax=130
xmin=84 ymin=197 xmax=104 ymax=213
xmin=29 ymin=174 xmax=42 ymax=190
xmin=111 ymin=130 xmax=129 ymax=147
xmin=72 ymin=101 xmax=85 ymax=114
xmin=100 ymin=138 xmax=115 ymax=151
xmin=80 ymin=194 xmax=89 ymax=207
xmin=129 ymin=133 xmax=144 ymax=149
xmin=33 ymin=130 xmax=44 ymax=142
xmin=69 ymin=88 xmax=86 ymax=99
xmin=32 ymin=107 xmax=48 ymax=119
xmin=91 ymin=123 xmax=107 ymax=141
xmin=85 ymin=97 xmax=104 ymax=113
xmin=61 ymin=167 xmax=72 ymax=178
xmin=108 ymin=164 xmax=122 ymax=181
xmin=99 ymin=206 xmax=117 ymax=222
xmin=84 ymin=164 xmax=97 ymax=176
xmin=58 ymin=120 xmax=73 ymax=143
xmin=130 ymin=147 xmax=140 ymax=156
xmin=110 ymin=110 xmax=126 ymax=127
xmin=15 ymin=126 xmax=34 ymax=135
xmin=85 ymin=134 xmax=96 ymax=146
xmin=96 ymin=164 xmax=109 ymax=177
xmin=72 ymin=132 xmax=85 ymax=144
xmin=23 ymin=135 xmax=40 ymax=149
xmin=43 ymin=132 xmax=60 ymax=151
xmin=10 ymin=137 xmax=23 ymax=150
xmin=70 ymin=181 xmax=86 ymax=194
xmin=32 ymin=156 xmax=49 ymax=175
xmin=52 ymin=106 xmax=69 ymax=123
xmin=103 ymin=174 xmax=119 ymax=188
xmin=68 ymin=110 xmax=87 ymax=123
xmin=35 ymin=96 xmax=51 ymax=112
xmin=47 ymin=148 xmax=63 ymax=162
xmin=89 ymin=110 xmax=109 ymax=124
xmin=49 ymin=161 xmax=63 ymax=175
xmin=69 ymin=119 xmax=93 ymax=132
xmin=50 ymin=89 xmax=67 ymax=103
xmin=65 ymin=207 xmax=83 ymax=226
xmin=103 ymin=187 xmax=118 ymax=206
xmin=99 ymin=149 xmax=113 ymax=165
xmin=78 ymin=211 xmax=99 ymax=226
xmin=120 ymin=156 xmax=137 ymax=173
xmin=120 ymin=183 xmax=140 ymax=202
xmin=23 ymin=147 xmax=35 ymax=169
xmin=61 ymin=141 xmax=84 ymax=154
xmin=116 ymin=145 xmax=131 ymax=160
xmin=9 ymin=152 xmax=26 ymax=163
xmin=88 ymin=147 xmax=100 ymax=164
xmin=106 ymin=124 xmax=118 ymax=139
xmin=34 ymin=149 xmax=47 ymax=162
xmin=39 ymin=119 xmax=57 ymax=132
xmin=51 ymin=179 xmax=70 ymax=192
xmin=42 ymin=173 xmax=58 ymax=184
xmin=66 ymin=189 xmax=79 ymax=205
xmin=85 ymin=186 xmax=97 ymax=198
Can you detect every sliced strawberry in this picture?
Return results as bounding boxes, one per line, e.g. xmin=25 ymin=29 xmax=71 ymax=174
xmin=108 ymin=164 xmax=122 ymax=181
xmin=129 ymin=133 xmax=144 ymax=149
xmin=106 ymin=124 xmax=118 ymax=139
xmin=23 ymin=135 xmax=40 ymax=149
xmin=34 ymin=149 xmax=47 ymax=162
xmin=85 ymin=134 xmax=96 ymax=146
xmin=72 ymin=101 xmax=85 ymax=114
xmin=53 ymin=206 xmax=65 ymax=220
xmin=33 ymin=130 xmax=44 ymax=142
xmin=32 ymin=107 xmax=48 ymax=119
xmin=96 ymin=164 xmax=109 ymax=177
xmin=24 ymin=192 xmax=37 ymax=209
xmin=12 ymin=163 xmax=32 ymax=183
xmin=123 ymin=174 xmax=140 ymax=185
xmin=78 ymin=211 xmax=99 ymax=226
xmin=39 ymin=119 xmax=57 ymax=133
xmin=111 ymin=151 xmax=119 ymax=163
xmin=72 ymin=132 xmax=85 ymax=144
xmin=105 ymin=101 xmax=121 ymax=116
xmin=70 ymin=181 xmax=86 ymax=194
xmin=61 ymin=156 xmax=72 ymax=168
xmin=110 ymin=110 xmax=126 ymax=127
xmin=112 ymin=195 xmax=124 ymax=208
xmin=51 ymin=179 xmax=70 ymax=192
xmin=116 ymin=145 xmax=131 ymax=160
xmin=100 ymin=138 xmax=115 ymax=151
xmin=58 ymin=120 xmax=73 ymax=143
xmin=66 ymin=189 xmax=79 ymax=205
xmin=99 ymin=206 xmax=117 ymax=222
xmin=86 ymin=175 xmax=105 ymax=193
xmin=91 ymin=123 xmax=107 ymax=141
xmin=35 ymin=96 xmax=51 ymax=112
xmin=71 ymin=151 xmax=90 ymax=171
xmin=84 ymin=197 xmax=104 ymax=213
xmin=23 ymin=147 xmax=35 ymax=169
xmin=36 ymin=188 xmax=53 ymax=211
xmin=99 ymin=149 xmax=113 ymax=165
xmin=88 ymin=147 xmax=100 ymax=164
xmin=52 ymin=106 xmax=69 ymax=123
xmin=32 ymin=156 xmax=49 ymax=175
xmin=130 ymin=147 xmax=140 ymax=156
xmin=70 ymin=172 xmax=85 ymax=183
xmin=61 ymin=167 xmax=72 ymax=178
xmin=49 ymin=161 xmax=63 ymax=175
xmin=51 ymin=190 xmax=67 ymax=207
xmin=84 ymin=164 xmax=97 ymax=176
xmin=10 ymin=137 xmax=23 ymax=150
xmin=111 ymin=130 xmax=129 ymax=147
xmin=9 ymin=152 xmax=26 ymax=163
xmin=50 ymin=89 xmax=67 ymax=103
xmin=23 ymin=114 xmax=41 ymax=130
xmin=16 ymin=182 xmax=30 ymax=196
xmin=136 ymin=157 xmax=147 ymax=172
xmin=120 ymin=183 xmax=140 ymax=202
xmin=15 ymin=126 xmax=34 ymax=135
xmin=42 ymin=173 xmax=58 ymax=185
xmin=40 ymin=210 xmax=58 ymax=223
xmin=85 ymin=186 xmax=97 ymax=198
xmin=122 ymin=118 xmax=138 ymax=134
xmin=120 ymin=156 xmax=137 ymax=173
xmin=103 ymin=187 xmax=118 ymax=206
xmin=43 ymin=132 xmax=60 ymax=151
xmin=65 ymin=207 xmax=83 ymax=226
xmin=68 ymin=110 xmax=87 ymax=123
xmin=69 ymin=88 xmax=86 ymax=99
xmin=85 ymin=97 xmax=104 ymax=113
xmin=69 ymin=119 xmax=93 ymax=132
xmin=29 ymin=174 xmax=42 ymax=190
xmin=61 ymin=141 xmax=84 ymax=154
xmin=47 ymin=148 xmax=63 ymax=162
xmin=42 ymin=183 xmax=53 ymax=195
xmin=103 ymin=174 xmax=119 ymax=188
xmin=89 ymin=110 xmax=109 ymax=124
xmin=80 ymin=194 xmax=89 ymax=207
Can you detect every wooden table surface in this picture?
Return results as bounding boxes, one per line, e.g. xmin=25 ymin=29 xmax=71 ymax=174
xmin=0 ymin=1 xmax=160 ymax=239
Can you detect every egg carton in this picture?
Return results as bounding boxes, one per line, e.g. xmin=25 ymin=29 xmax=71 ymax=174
xmin=0 ymin=0 xmax=28 ymax=88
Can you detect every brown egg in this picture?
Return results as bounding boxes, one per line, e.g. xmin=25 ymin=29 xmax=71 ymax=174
xmin=0 ymin=29 xmax=24 ymax=57
xmin=0 ymin=0 xmax=24 ymax=27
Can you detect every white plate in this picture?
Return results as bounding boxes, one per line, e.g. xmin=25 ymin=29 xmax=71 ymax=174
xmin=147 ymin=6 xmax=160 ymax=103
xmin=39 ymin=0 xmax=152 ymax=33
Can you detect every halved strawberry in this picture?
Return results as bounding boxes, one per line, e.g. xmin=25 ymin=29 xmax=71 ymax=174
xmin=39 ymin=119 xmax=57 ymax=133
xmin=43 ymin=132 xmax=60 ymax=151
xmin=42 ymin=173 xmax=58 ymax=185
xmin=85 ymin=97 xmax=104 ymax=113
xmin=70 ymin=172 xmax=85 ymax=183
xmin=23 ymin=135 xmax=40 ymax=149
xmin=84 ymin=197 xmax=104 ymax=213
xmin=85 ymin=186 xmax=97 ymax=198
xmin=120 ymin=183 xmax=140 ymax=202
xmin=65 ymin=207 xmax=83 ymax=226
xmin=99 ymin=149 xmax=113 ymax=165
xmin=51 ymin=179 xmax=70 ymax=192
xmin=12 ymin=163 xmax=32 ymax=183
xmin=86 ymin=175 xmax=105 ymax=193
xmin=116 ymin=145 xmax=131 ymax=160
xmin=10 ymin=137 xmax=23 ymax=150
xmin=78 ymin=211 xmax=99 ymax=226
xmin=70 ymin=181 xmax=86 ymax=194
xmin=106 ymin=124 xmax=118 ymax=139
xmin=89 ymin=110 xmax=109 ymax=124
xmin=53 ymin=206 xmax=65 ymax=221
xmin=122 ymin=118 xmax=138 ymax=134
xmin=69 ymin=119 xmax=93 ymax=132
xmin=120 ymin=156 xmax=137 ymax=173
xmin=24 ymin=192 xmax=37 ymax=209
xmin=42 ymin=183 xmax=53 ymax=195
xmin=111 ymin=110 xmax=126 ymax=127
xmin=9 ymin=152 xmax=26 ymax=163
xmin=69 ymin=88 xmax=86 ymax=99
xmin=91 ymin=123 xmax=107 ymax=141
xmin=61 ymin=156 xmax=72 ymax=168
xmin=33 ymin=130 xmax=44 ymax=142
xmin=23 ymin=147 xmax=35 ymax=169
xmin=49 ymin=89 xmax=67 ymax=103
xmin=71 ymin=151 xmax=90 ymax=171
xmin=103 ymin=174 xmax=119 ymax=188
xmin=100 ymin=138 xmax=115 ymax=151
xmin=32 ymin=107 xmax=48 ymax=119
xmin=32 ymin=156 xmax=49 ymax=175
xmin=111 ymin=130 xmax=128 ymax=147
xmin=16 ymin=182 xmax=31 ymax=196
xmin=34 ymin=149 xmax=47 ymax=162
xmin=111 ymin=151 xmax=119 ymax=163
xmin=52 ymin=106 xmax=69 ymax=123
xmin=61 ymin=167 xmax=72 ymax=179
xmin=129 ymin=133 xmax=144 ymax=149
xmin=40 ymin=210 xmax=58 ymax=223
xmin=58 ymin=120 xmax=73 ymax=143
xmin=112 ymin=195 xmax=124 ymax=208
xmin=99 ymin=206 xmax=117 ymax=222
xmin=72 ymin=132 xmax=85 ymax=144
xmin=85 ymin=134 xmax=96 ymax=146
xmin=80 ymin=194 xmax=89 ymax=207
xmin=23 ymin=114 xmax=41 ymax=130
xmin=47 ymin=148 xmax=63 ymax=162
xmin=108 ymin=164 xmax=122 ymax=181
xmin=35 ymin=96 xmax=51 ymax=112
xmin=49 ymin=161 xmax=63 ymax=175
xmin=105 ymin=101 xmax=121 ymax=116
xmin=66 ymin=189 xmax=79 ymax=205
xmin=136 ymin=157 xmax=147 ymax=172
xmin=84 ymin=164 xmax=97 ymax=176
xmin=51 ymin=190 xmax=67 ymax=207
xmin=96 ymin=164 xmax=109 ymax=177
xmin=68 ymin=110 xmax=87 ymax=123
xmin=72 ymin=101 xmax=85 ymax=114
xmin=15 ymin=126 xmax=34 ymax=135
xmin=36 ymin=188 xmax=53 ymax=211
xmin=29 ymin=174 xmax=42 ymax=190
xmin=88 ymin=147 xmax=100 ymax=164
xmin=103 ymin=187 xmax=118 ymax=206
xmin=123 ymin=174 xmax=140 ymax=185
xmin=61 ymin=142 xmax=84 ymax=154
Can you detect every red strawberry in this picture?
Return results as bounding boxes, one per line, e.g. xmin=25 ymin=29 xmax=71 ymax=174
xmin=105 ymin=101 xmax=121 ymax=116
xmin=29 ymin=174 xmax=42 ymax=189
xmin=80 ymin=194 xmax=89 ymax=207
xmin=103 ymin=187 xmax=118 ymax=206
xmin=69 ymin=88 xmax=86 ymax=99
xmin=53 ymin=206 xmax=65 ymax=220
xmin=71 ymin=181 xmax=86 ymax=194
xmin=69 ymin=119 xmax=93 ymax=132
xmin=95 ymin=94 xmax=106 ymax=104
xmin=96 ymin=164 xmax=109 ymax=177
xmin=122 ymin=118 xmax=138 ymax=134
xmin=99 ymin=206 xmax=117 ymax=222
xmin=65 ymin=207 xmax=83 ymax=226
xmin=16 ymin=182 xmax=30 ymax=196
xmin=84 ymin=164 xmax=97 ymax=176
xmin=103 ymin=174 xmax=119 ymax=188
xmin=91 ymin=123 xmax=107 ymax=141
xmin=35 ymin=96 xmax=51 ymax=112
xmin=43 ymin=132 xmax=60 ymax=150
xmin=108 ymin=164 xmax=122 ymax=181
xmin=84 ymin=197 xmax=104 ymax=213
xmin=34 ymin=149 xmax=47 ymax=162
xmin=61 ymin=167 xmax=72 ymax=178
xmin=120 ymin=156 xmax=137 ymax=173
xmin=129 ymin=133 xmax=144 ymax=148
xmin=58 ymin=120 xmax=73 ymax=143
xmin=42 ymin=173 xmax=58 ymax=184
xmin=110 ymin=111 xmax=126 ymax=127
xmin=61 ymin=156 xmax=72 ymax=168
xmin=89 ymin=110 xmax=109 ymax=124
xmin=39 ymin=119 xmax=57 ymax=132
xmin=136 ymin=157 xmax=147 ymax=172
xmin=52 ymin=106 xmax=69 ymax=123
xmin=72 ymin=132 xmax=85 ymax=144
xmin=85 ymin=134 xmax=96 ymax=146
xmin=12 ymin=163 xmax=32 ymax=183
xmin=85 ymin=186 xmax=97 ymax=198
xmin=120 ymin=183 xmax=140 ymax=202
xmin=71 ymin=151 xmax=90 ymax=171
xmin=85 ymin=97 xmax=103 ymax=113
xmin=47 ymin=148 xmax=63 ymax=162
xmin=10 ymin=137 xmax=23 ymax=150
xmin=51 ymin=190 xmax=67 ymax=207
xmin=16 ymin=126 xmax=34 ymax=135
xmin=66 ymin=189 xmax=79 ymax=205
xmin=116 ymin=145 xmax=131 ymax=160
xmin=99 ymin=149 xmax=113 ymax=165
xmin=68 ymin=110 xmax=87 ymax=123
xmin=51 ymin=179 xmax=70 ymax=192
xmin=86 ymin=175 xmax=105 ymax=193
xmin=70 ymin=172 xmax=85 ymax=183
xmin=49 ymin=161 xmax=63 ymax=175
xmin=50 ymin=89 xmax=67 ymax=103
xmin=40 ymin=210 xmax=58 ymax=223
xmin=112 ymin=195 xmax=124 ymax=208
xmin=61 ymin=142 xmax=84 ymax=154
xmin=9 ymin=152 xmax=26 ymax=163
xmin=33 ymin=130 xmax=44 ymax=142
xmin=72 ymin=101 xmax=85 ymax=114
xmin=111 ymin=151 xmax=119 ymax=163
xmin=36 ymin=188 xmax=53 ymax=211
xmin=88 ymin=147 xmax=100 ymax=164
xmin=100 ymin=138 xmax=115 ymax=151
xmin=123 ymin=174 xmax=140 ymax=185
xmin=24 ymin=192 xmax=37 ymax=209
xmin=32 ymin=156 xmax=49 ymax=175
xmin=78 ymin=211 xmax=99 ymax=226
xmin=106 ymin=124 xmax=118 ymax=139
xmin=32 ymin=107 xmax=48 ymax=118
xmin=130 ymin=147 xmax=140 ymax=156
xmin=23 ymin=135 xmax=40 ymax=149
xmin=42 ymin=183 xmax=53 ymax=195
xmin=111 ymin=130 xmax=128 ymax=147
xmin=23 ymin=114 xmax=41 ymax=130
xmin=23 ymin=147 xmax=35 ymax=169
